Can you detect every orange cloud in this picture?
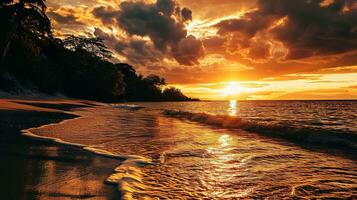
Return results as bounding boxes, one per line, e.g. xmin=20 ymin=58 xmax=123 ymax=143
xmin=46 ymin=0 xmax=357 ymax=99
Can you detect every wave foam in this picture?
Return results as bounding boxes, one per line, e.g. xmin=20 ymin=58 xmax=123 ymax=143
xmin=105 ymin=158 xmax=151 ymax=199
xmin=163 ymin=110 xmax=357 ymax=151
xmin=110 ymin=104 xmax=145 ymax=111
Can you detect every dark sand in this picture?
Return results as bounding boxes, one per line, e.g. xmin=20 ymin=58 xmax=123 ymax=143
xmin=0 ymin=99 xmax=120 ymax=200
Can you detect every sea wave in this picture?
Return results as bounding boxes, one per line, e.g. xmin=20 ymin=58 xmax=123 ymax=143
xmin=110 ymin=103 xmax=145 ymax=110
xmin=162 ymin=110 xmax=357 ymax=151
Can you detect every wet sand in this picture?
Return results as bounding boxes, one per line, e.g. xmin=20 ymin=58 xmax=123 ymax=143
xmin=0 ymin=99 xmax=119 ymax=200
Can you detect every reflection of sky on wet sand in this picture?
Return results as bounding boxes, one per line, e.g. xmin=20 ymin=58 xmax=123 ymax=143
xmin=3 ymin=142 xmax=118 ymax=200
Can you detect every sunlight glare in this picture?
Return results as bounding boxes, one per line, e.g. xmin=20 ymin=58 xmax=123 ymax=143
xmin=219 ymin=134 xmax=231 ymax=147
xmin=228 ymin=100 xmax=237 ymax=116
xmin=222 ymin=82 xmax=241 ymax=98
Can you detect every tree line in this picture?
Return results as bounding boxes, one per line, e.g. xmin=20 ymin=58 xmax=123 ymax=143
xmin=0 ymin=0 xmax=198 ymax=102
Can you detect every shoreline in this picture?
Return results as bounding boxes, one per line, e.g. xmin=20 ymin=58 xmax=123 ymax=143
xmin=2 ymin=98 xmax=356 ymax=199
xmin=0 ymin=99 xmax=120 ymax=199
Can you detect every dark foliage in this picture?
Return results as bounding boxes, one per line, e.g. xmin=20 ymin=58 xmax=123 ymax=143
xmin=0 ymin=1 xmax=197 ymax=102
xmin=63 ymin=35 xmax=113 ymax=61
xmin=114 ymin=63 xmax=197 ymax=101
xmin=0 ymin=0 xmax=51 ymax=63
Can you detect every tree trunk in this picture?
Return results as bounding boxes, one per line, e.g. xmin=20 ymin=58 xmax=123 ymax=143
xmin=1 ymin=37 xmax=12 ymax=65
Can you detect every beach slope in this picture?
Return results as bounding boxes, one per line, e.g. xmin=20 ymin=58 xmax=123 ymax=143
xmin=0 ymin=99 xmax=119 ymax=200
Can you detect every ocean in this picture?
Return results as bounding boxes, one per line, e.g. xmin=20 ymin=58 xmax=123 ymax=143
xmin=27 ymin=100 xmax=357 ymax=199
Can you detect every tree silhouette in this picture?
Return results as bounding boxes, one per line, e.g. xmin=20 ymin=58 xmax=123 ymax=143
xmin=0 ymin=0 xmax=51 ymax=64
xmin=163 ymin=87 xmax=190 ymax=101
xmin=0 ymin=0 xmax=197 ymax=102
xmin=63 ymin=35 xmax=113 ymax=61
xmin=144 ymin=74 xmax=166 ymax=87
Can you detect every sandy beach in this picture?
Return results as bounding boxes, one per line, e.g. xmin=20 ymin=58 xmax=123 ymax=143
xmin=0 ymin=99 xmax=119 ymax=200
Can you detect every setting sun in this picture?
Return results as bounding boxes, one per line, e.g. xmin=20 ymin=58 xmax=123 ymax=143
xmin=222 ymin=82 xmax=241 ymax=97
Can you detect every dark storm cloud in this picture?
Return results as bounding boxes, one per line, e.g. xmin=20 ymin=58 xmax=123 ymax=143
xmin=123 ymin=39 xmax=165 ymax=65
xmin=181 ymin=7 xmax=192 ymax=21
xmin=215 ymin=14 xmax=274 ymax=37
xmin=92 ymin=0 xmax=204 ymax=65
xmin=92 ymin=6 xmax=118 ymax=25
xmin=173 ymin=35 xmax=205 ymax=65
xmin=94 ymin=28 xmax=164 ymax=65
xmin=47 ymin=10 xmax=83 ymax=25
xmin=214 ymin=0 xmax=357 ymax=60
xmin=116 ymin=0 xmax=187 ymax=51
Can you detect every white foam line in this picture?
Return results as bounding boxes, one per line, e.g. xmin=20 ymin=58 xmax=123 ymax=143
xmin=21 ymin=111 xmax=87 ymax=148
xmin=109 ymin=103 xmax=146 ymax=111
xmin=20 ymin=107 xmax=152 ymax=200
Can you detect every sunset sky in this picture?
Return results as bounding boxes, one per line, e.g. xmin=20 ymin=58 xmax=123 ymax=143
xmin=47 ymin=0 xmax=357 ymax=100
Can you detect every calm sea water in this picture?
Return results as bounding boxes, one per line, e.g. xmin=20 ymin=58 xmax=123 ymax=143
xmin=31 ymin=100 xmax=357 ymax=199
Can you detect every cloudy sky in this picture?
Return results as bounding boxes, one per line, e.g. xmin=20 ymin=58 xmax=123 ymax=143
xmin=47 ymin=0 xmax=357 ymax=100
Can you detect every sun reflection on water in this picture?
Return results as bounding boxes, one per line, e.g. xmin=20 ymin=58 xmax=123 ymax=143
xmin=228 ymin=100 xmax=237 ymax=116
xmin=203 ymin=132 xmax=253 ymax=198
xmin=219 ymin=134 xmax=230 ymax=147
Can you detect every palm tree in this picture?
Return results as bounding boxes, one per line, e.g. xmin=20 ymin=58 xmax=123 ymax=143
xmin=0 ymin=0 xmax=51 ymax=64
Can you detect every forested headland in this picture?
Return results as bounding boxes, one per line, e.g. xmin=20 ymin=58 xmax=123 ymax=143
xmin=0 ymin=0 xmax=198 ymax=102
